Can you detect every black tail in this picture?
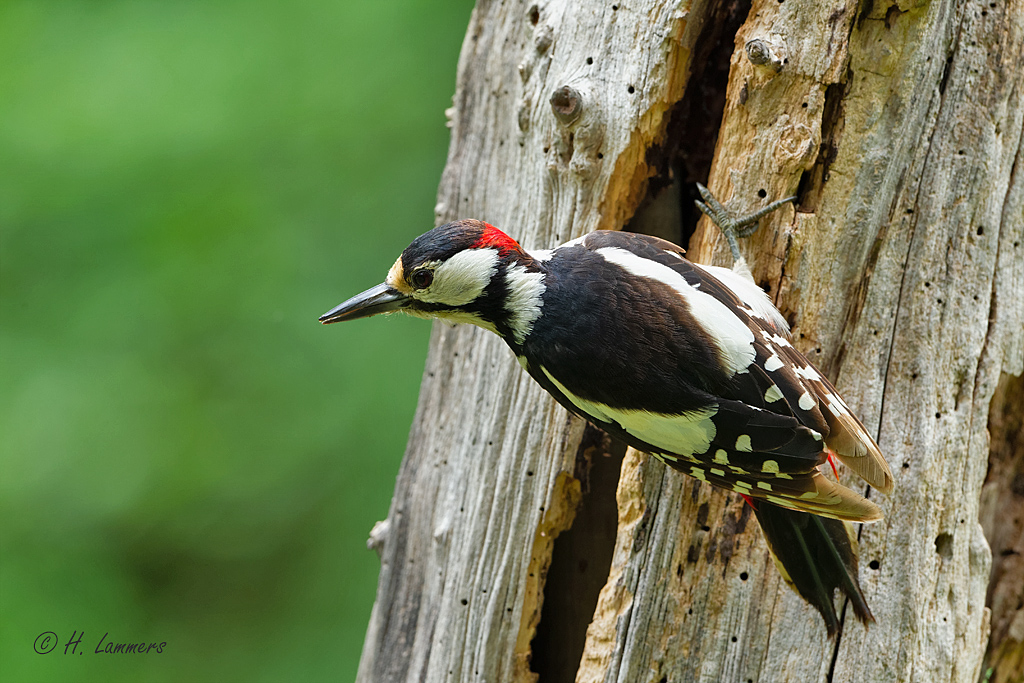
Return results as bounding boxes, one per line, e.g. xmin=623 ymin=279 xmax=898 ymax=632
xmin=750 ymin=501 xmax=874 ymax=636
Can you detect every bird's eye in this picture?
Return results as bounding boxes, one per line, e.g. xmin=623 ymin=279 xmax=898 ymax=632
xmin=411 ymin=269 xmax=434 ymax=289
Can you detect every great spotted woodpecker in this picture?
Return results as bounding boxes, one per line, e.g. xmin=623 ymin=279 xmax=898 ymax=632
xmin=320 ymin=185 xmax=893 ymax=634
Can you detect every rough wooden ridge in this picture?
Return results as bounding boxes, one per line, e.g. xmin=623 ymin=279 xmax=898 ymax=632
xmin=356 ymin=1 xmax=1024 ymax=681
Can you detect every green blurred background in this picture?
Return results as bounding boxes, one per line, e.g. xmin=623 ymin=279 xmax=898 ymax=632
xmin=0 ymin=0 xmax=474 ymax=680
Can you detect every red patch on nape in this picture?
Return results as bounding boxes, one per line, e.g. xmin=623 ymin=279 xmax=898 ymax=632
xmin=739 ymin=493 xmax=758 ymax=510
xmin=473 ymin=223 xmax=521 ymax=256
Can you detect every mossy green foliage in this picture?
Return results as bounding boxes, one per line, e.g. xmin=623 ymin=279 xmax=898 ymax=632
xmin=0 ymin=0 xmax=473 ymax=680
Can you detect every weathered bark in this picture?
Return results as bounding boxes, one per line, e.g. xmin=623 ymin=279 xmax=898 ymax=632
xmin=980 ymin=371 xmax=1024 ymax=683
xmin=356 ymin=1 xmax=1024 ymax=682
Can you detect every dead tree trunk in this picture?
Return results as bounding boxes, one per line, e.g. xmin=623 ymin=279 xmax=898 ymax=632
xmin=356 ymin=1 xmax=1024 ymax=682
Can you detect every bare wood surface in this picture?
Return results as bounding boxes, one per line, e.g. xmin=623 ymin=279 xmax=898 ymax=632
xmin=357 ymin=2 xmax=712 ymax=680
xmin=357 ymin=1 xmax=1024 ymax=681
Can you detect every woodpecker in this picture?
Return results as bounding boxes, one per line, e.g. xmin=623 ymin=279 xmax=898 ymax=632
xmin=320 ymin=185 xmax=893 ymax=634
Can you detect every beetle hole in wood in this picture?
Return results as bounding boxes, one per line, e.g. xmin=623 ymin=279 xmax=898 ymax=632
xmin=623 ymin=0 xmax=751 ymax=248
xmin=530 ymin=430 xmax=625 ymax=682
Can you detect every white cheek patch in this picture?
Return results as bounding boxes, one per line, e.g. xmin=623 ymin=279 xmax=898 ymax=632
xmin=504 ymin=264 xmax=546 ymax=345
xmin=595 ymin=247 xmax=756 ymax=375
xmin=541 ymin=367 xmax=719 ymax=457
xmin=417 ymin=248 xmax=499 ymax=306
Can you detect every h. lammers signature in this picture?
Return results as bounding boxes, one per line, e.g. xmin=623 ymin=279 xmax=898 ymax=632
xmin=34 ymin=630 xmax=166 ymax=655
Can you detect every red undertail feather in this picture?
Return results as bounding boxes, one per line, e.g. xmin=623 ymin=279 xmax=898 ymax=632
xmin=827 ymin=450 xmax=840 ymax=479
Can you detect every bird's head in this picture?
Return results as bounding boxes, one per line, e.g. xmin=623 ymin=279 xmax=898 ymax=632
xmin=320 ymin=220 xmax=544 ymax=345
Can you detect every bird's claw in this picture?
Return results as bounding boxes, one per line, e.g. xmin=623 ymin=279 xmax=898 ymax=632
xmin=694 ymin=183 xmax=796 ymax=263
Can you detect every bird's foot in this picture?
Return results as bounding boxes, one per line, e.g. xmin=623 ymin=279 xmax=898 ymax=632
xmin=694 ymin=183 xmax=796 ymax=263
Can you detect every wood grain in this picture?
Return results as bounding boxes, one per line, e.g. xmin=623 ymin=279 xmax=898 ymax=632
xmin=356 ymin=1 xmax=1024 ymax=681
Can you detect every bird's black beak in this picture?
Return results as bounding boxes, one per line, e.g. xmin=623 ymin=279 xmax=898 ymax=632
xmin=319 ymin=283 xmax=410 ymax=324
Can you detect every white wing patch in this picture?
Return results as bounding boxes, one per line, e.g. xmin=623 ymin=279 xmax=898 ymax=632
xmin=595 ymin=247 xmax=756 ymax=375
xmin=793 ymin=364 xmax=822 ymax=381
xmin=541 ymin=367 xmax=719 ymax=457
xmin=527 ymin=236 xmax=586 ymax=263
xmin=760 ymin=329 xmax=793 ymax=348
xmin=504 ymin=264 xmax=546 ymax=345
xmin=526 ymin=248 xmax=554 ymax=262
xmin=798 ymin=391 xmax=816 ymax=411
xmin=696 ymin=263 xmax=790 ymax=333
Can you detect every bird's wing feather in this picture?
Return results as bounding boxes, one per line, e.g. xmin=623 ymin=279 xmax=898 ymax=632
xmin=755 ymin=333 xmax=895 ymax=493
xmin=593 ymin=231 xmax=893 ymax=494
xmin=533 ymin=231 xmax=892 ymax=513
xmin=533 ymin=360 xmax=879 ymax=521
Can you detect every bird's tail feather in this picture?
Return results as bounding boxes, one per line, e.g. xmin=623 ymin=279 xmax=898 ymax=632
xmin=751 ymin=501 xmax=873 ymax=636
